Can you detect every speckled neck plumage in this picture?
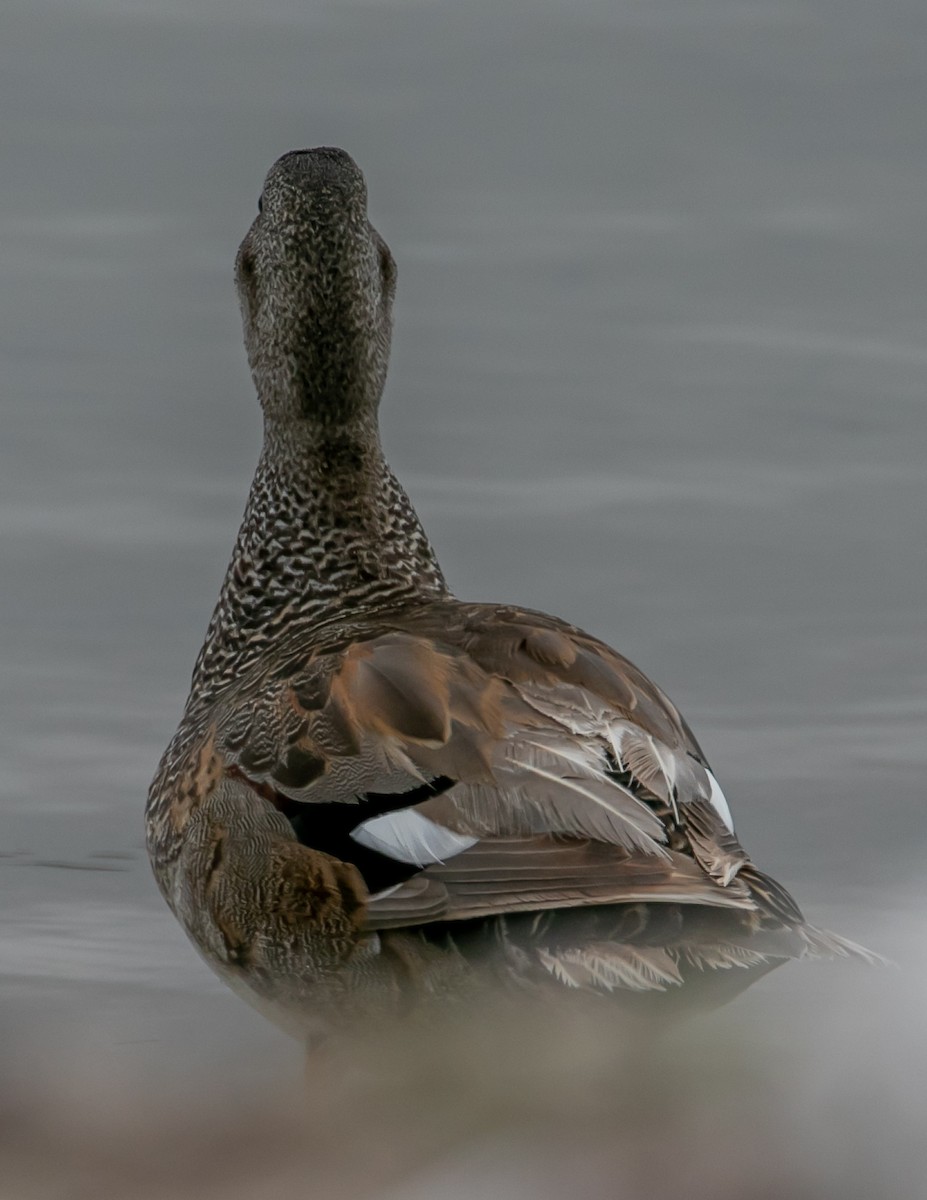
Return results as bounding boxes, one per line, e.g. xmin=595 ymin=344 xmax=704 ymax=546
xmin=188 ymin=426 xmax=448 ymax=708
xmin=186 ymin=149 xmax=449 ymax=711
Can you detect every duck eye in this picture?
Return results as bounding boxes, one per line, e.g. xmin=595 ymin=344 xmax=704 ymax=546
xmin=257 ymin=195 xmax=263 ymax=214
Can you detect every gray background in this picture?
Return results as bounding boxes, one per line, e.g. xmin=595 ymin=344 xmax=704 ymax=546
xmin=1 ymin=0 xmax=924 ymax=1169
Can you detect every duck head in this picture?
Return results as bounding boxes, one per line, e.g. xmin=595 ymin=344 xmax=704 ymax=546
xmin=235 ymin=147 xmax=397 ymax=432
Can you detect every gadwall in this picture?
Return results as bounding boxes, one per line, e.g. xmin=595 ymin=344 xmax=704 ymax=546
xmin=146 ymin=148 xmax=874 ymax=1039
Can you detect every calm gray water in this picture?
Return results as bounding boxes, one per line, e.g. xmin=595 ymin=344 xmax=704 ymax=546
xmin=1 ymin=0 xmax=925 ymax=1192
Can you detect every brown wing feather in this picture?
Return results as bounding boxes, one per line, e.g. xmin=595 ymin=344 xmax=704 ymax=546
xmin=362 ymin=876 xmax=451 ymax=930
xmin=363 ymin=835 xmax=755 ymax=930
xmin=684 ymin=798 xmax=751 ymax=887
xmin=213 ymin=604 xmax=759 ymax=930
xmin=219 ymin=621 xmax=676 ymax=853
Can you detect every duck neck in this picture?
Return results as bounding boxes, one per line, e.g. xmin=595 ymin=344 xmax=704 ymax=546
xmin=188 ymin=417 xmax=449 ymax=707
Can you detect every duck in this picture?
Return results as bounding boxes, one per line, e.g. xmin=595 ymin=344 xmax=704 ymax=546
xmin=146 ymin=146 xmax=874 ymax=1040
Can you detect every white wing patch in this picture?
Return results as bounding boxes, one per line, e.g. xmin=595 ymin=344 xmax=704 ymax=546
xmin=706 ymin=770 xmax=735 ymax=833
xmin=351 ymin=808 xmax=479 ymax=867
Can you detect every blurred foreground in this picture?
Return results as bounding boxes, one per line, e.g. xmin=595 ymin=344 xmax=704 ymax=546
xmin=2 ymin=902 xmax=923 ymax=1200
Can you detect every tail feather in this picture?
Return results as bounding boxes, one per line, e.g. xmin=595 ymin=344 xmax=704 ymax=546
xmin=681 ymin=942 xmax=775 ymax=973
xmin=798 ymin=924 xmax=889 ymax=966
xmin=530 ymin=922 xmax=885 ymax=1002
xmin=537 ymin=944 xmax=683 ymax=993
